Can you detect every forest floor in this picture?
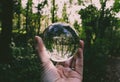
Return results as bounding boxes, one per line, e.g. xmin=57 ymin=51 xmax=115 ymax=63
xmin=106 ymin=56 xmax=120 ymax=82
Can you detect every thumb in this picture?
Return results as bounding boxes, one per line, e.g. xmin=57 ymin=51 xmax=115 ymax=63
xmin=35 ymin=36 xmax=55 ymax=68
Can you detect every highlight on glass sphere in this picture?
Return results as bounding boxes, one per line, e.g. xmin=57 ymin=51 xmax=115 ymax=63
xmin=43 ymin=23 xmax=79 ymax=62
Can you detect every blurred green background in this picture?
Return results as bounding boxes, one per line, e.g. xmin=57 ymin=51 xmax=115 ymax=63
xmin=0 ymin=0 xmax=120 ymax=82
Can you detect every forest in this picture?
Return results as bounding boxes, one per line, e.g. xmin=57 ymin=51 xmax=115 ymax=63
xmin=0 ymin=0 xmax=120 ymax=82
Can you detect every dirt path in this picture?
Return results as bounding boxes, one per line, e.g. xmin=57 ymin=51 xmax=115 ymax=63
xmin=106 ymin=57 xmax=120 ymax=82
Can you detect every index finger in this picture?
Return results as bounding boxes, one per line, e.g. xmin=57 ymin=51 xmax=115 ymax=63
xmin=35 ymin=36 xmax=55 ymax=69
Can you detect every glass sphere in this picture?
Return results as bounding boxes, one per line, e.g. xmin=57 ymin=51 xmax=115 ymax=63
xmin=43 ymin=23 xmax=79 ymax=62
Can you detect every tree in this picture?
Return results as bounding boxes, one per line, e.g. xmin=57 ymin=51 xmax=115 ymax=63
xmin=36 ymin=0 xmax=47 ymax=35
xmin=26 ymin=0 xmax=33 ymax=37
xmin=79 ymin=5 xmax=98 ymax=48
xmin=62 ymin=3 xmax=69 ymax=23
xmin=112 ymin=0 xmax=120 ymax=13
xmin=14 ymin=0 xmax=22 ymax=30
xmin=51 ymin=0 xmax=55 ymax=23
xmin=0 ymin=0 xmax=13 ymax=63
xmin=73 ymin=20 xmax=82 ymax=38
xmin=51 ymin=0 xmax=58 ymax=23
xmin=78 ymin=0 xmax=120 ymax=81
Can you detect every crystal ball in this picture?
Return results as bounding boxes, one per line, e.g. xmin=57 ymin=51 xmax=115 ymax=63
xmin=43 ymin=23 xmax=79 ymax=62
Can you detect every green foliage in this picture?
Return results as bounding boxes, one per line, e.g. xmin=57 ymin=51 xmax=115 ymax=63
xmin=113 ymin=0 xmax=120 ymax=13
xmin=13 ymin=0 xmax=22 ymax=14
xmin=0 ymin=35 xmax=41 ymax=81
xmin=79 ymin=5 xmax=98 ymax=27
xmin=69 ymin=0 xmax=73 ymax=4
xmin=51 ymin=0 xmax=58 ymax=23
xmin=77 ymin=0 xmax=83 ymax=5
xmin=37 ymin=0 xmax=47 ymax=10
xmin=73 ymin=21 xmax=83 ymax=38
xmin=62 ymin=3 xmax=69 ymax=23
xmin=78 ymin=2 xmax=120 ymax=81
xmin=0 ymin=0 xmax=47 ymax=80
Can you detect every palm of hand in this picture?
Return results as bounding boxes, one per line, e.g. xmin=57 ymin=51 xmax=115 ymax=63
xmin=42 ymin=57 xmax=82 ymax=82
xmin=53 ymin=65 xmax=81 ymax=82
xmin=35 ymin=36 xmax=83 ymax=82
xmin=41 ymin=50 xmax=83 ymax=82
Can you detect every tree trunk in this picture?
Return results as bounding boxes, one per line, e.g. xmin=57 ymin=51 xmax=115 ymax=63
xmin=37 ymin=12 xmax=41 ymax=35
xmin=98 ymin=0 xmax=107 ymax=39
xmin=18 ymin=0 xmax=21 ymax=30
xmin=0 ymin=0 xmax=13 ymax=63
xmin=52 ymin=0 xmax=55 ymax=23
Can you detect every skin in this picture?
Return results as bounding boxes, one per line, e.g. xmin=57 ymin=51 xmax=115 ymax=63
xmin=35 ymin=36 xmax=84 ymax=82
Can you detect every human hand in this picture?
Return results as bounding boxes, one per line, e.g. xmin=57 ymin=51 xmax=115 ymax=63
xmin=35 ymin=36 xmax=84 ymax=82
